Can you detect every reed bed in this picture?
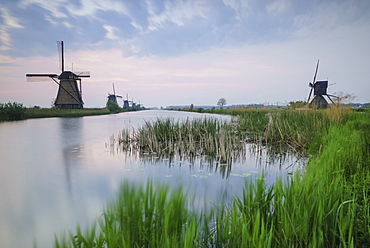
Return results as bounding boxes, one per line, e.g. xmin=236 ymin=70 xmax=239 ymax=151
xmin=117 ymin=117 xmax=244 ymax=162
xmin=51 ymin=110 xmax=369 ymax=247
xmin=236 ymin=108 xmax=353 ymax=150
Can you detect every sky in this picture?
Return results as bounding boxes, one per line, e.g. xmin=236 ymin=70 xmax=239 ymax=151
xmin=0 ymin=0 xmax=369 ymax=108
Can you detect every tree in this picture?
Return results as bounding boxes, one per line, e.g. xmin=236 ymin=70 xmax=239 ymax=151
xmin=106 ymin=101 xmax=120 ymax=113
xmin=217 ymin=98 xmax=227 ymax=109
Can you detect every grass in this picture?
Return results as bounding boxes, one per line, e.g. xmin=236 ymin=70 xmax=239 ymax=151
xmin=24 ymin=107 xmax=111 ymax=119
xmin=0 ymin=101 xmax=146 ymax=121
xmin=50 ymin=109 xmax=369 ymax=247
xmin=117 ymin=117 xmax=243 ymax=162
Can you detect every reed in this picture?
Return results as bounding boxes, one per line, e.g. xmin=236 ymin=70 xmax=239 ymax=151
xmin=53 ymin=180 xmax=205 ymax=248
xmin=51 ymin=110 xmax=369 ymax=247
xmin=117 ymin=117 xmax=243 ymax=162
xmin=236 ymin=108 xmax=353 ymax=150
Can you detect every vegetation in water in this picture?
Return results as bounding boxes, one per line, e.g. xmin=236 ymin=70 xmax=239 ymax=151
xmin=48 ymin=108 xmax=369 ymax=247
xmin=116 ymin=117 xmax=243 ymax=162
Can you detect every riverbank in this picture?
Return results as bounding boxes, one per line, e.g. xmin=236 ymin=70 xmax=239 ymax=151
xmin=51 ymin=108 xmax=369 ymax=247
xmin=0 ymin=102 xmax=146 ymax=121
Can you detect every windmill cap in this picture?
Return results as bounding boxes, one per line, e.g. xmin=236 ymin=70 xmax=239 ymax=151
xmin=58 ymin=71 xmax=78 ymax=79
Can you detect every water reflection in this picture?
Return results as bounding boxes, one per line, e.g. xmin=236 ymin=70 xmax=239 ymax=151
xmin=0 ymin=111 xmax=307 ymax=248
xmin=111 ymin=143 xmax=308 ymax=182
xmin=59 ymin=117 xmax=83 ymax=193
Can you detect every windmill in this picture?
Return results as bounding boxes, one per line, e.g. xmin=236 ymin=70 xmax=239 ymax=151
xmin=307 ymin=60 xmax=336 ymax=109
xmin=107 ymin=83 xmax=122 ymax=105
xmin=123 ymin=94 xmax=133 ymax=109
xmin=26 ymin=41 xmax=90 ymax=109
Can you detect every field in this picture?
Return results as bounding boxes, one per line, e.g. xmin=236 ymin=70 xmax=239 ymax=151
xmin=45 ymin=108 xmax=370 ymax=247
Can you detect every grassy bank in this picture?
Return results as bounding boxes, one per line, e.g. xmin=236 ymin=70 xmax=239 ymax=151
xmin=24 ymin=107 xmax=111 ymax=119
xmin=0 ymin=102 xmax=111 ymax=120
xmin=51 ymin=109 xmax=369 ymax=247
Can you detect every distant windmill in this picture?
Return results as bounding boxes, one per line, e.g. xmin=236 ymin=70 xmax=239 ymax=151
xmin=26 ymin=41 xmax=90 ymax=109
xmin=123 ymin=94 xmax=133 ymax=109
xmin=307 ymin=60 xmax=337 ymax=109
xmin=107 ymin=83 xmax=122 ymax=105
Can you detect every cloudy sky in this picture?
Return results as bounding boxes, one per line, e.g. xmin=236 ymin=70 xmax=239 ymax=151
xmin=0 ymin=0 xmax=369 ymax=108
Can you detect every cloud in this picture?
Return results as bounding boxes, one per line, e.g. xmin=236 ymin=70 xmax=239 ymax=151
xmin=103 ymin=25 xmax=119 ymax=40
xmin=146 ymin=0 xmax=208 ymax=30
xmin=0 ymin=5 xmax=23 ymax=50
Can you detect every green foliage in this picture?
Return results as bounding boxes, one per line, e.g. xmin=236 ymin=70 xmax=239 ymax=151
xmin=106 ymin=101 xmax=120 ymax=113
xmin=196 ymin=107 xmax=204 ymax=113
xmin=0 ymin=102 xmax=26 ymax=120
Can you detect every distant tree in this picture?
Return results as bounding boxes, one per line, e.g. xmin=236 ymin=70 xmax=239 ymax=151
xmin=106 ymin=101 xmax=120 ymax=113
xmin=190 ymin=103 xmax=194 ymax=110
xmin=217 ymin=98 xmax=227 ymax=109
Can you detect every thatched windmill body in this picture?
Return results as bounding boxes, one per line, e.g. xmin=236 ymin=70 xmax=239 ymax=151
xmin=307 ymin=60 xmax=336 ymax=109
xmin=26 ymin=41 xmax=90 ymax=109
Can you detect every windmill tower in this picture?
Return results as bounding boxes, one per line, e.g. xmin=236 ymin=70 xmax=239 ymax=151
xmin=107 ymin=83 xmax=122 ymax=105
xmin=123 ymin=94 xmax=133 ymax=109
xmin=307 ymin=60 xmax=336 ymax=109
xmin=26 ymin=41 xmax=90 ymax=109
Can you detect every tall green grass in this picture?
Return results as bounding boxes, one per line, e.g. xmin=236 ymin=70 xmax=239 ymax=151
xmin=118 ymin=117 xmax=243 ymax=162
xmin=52 ymin=110 xmax=369 ymax=247
xmin=237 ymin=108 xmax=353 ymax=150
xmin=54 ymin=180 xmax=204 ymax=248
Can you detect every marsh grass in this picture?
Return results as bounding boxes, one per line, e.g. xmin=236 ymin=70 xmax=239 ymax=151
xmin=237 ymin=108 xmax=353 ymax=150
xmin=117 ymin=117 xmax=244 ymax=162
xmin=51 ymin=109 xmax=369 ymax=247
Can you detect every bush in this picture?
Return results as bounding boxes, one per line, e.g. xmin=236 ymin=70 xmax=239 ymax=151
xmin=106 ymin=101 xmax=120 ymax=113
xmin=0 ymin=102 xmax=26 ymax=120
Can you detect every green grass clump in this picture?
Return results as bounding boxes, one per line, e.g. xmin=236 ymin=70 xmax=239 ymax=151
xmin=118 ymin=117 xmax=243 ymax=161
xmin=236 ymin=108 xmax=353 ymax=150
xmin=54 ymin=180 xmax=203 ymax=248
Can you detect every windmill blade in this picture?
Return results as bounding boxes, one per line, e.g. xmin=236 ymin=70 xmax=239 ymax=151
xmin=312 ymin=59 xmax=319 ymax=84
xmin=307 ymin=87 xmax=313 ymax=103
xmin=112 ymin=83 xmax=116 ymax=95
xmin=57 ymin=41 xmax=64 ymax=72
xmin=74 ymin=71 xmax=90 ymax=77
xmin=26 ymin=74 xmax=58 ymax=82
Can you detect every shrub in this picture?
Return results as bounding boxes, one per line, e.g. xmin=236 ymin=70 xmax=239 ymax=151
xmin=0 ymin=102 xmax=26 ymax=120
xmin=106 ymin=101 xmax=120 ymax=113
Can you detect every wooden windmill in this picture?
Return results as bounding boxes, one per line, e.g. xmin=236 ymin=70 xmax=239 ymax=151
xmin=122 ymin=94 xmax=133 ymax=109
xmin=26 ymin=41 xmax=90 ymax=109
xmin=307 ymin=60 xmax=336 ymax=109
xmin=107 ymin=83 xmax=122 ymax=105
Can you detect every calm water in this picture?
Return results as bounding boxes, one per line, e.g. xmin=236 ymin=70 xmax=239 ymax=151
xmin=0 ymin=110 xmax=307 ymax=248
